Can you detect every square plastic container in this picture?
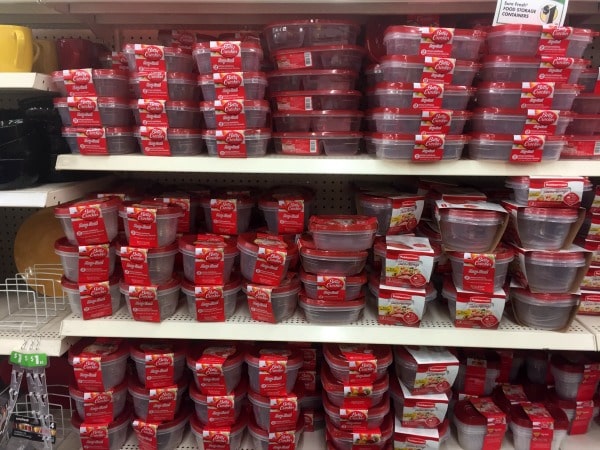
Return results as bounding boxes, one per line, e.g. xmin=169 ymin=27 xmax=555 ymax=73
xmin=389 ymin=375 xmax=449 ymax=429
xmin=167 ymin=72 xmax=200 ymax=101
xmin=380 ymin=55 xmax=480 ymax=86
xmin=384 ymin=26 xmax=485 ymax=61
xmin=199 ymin=195 xmax=255 ymax=234
xmin=186 ymin=344 xmax=245 ymax=394
xmin=271 ymin=90 xmax=361 ymax=112
xmin=238 ymin=232 xmax=298 ymax=285
xmin=365 ymin=133 xmax=467 ymax=160
xmin=72 ymin=410 xmax=130 ymax=450
xmin=167 ymin=128 xmax=203 ymax=156
xmin=190 ymin=414 xmax=246 ymax=449
xmin=511 ymin=288 xmax=580 ymax=330
xmin=272 ymin=110 xmax=363 ymax=132
xmin=475 ymin=82 xmax=580 ymax=110
xmin=471 ymin=108 xmax=572 ymax=134
xmin=299 ymin=294 xmax=365 ymax=324
xmin=133 ymin=101 xmax=199 ymax=128
xmin=510 ymin=403 xmax=569 ymax=450
xmin=486 ymin=24 xmax=542 ymax=56
xmin=249 ymin=416 xmax=304 ymax=450
xmin=123 ymin=44 xmax=194 ymax=73
xmin=121 ymin=278 xmax=181 ymax=322
xmin=202 ymin=128 xmax=270 ymax=157
xmin=321 ymin=365 xmax=388 ymax=408
xmin=69 ymin=379 xmax=128 ymax=422
xmin=54 ymin=197 xmax=120 ymax=246
xmin=244 ymin=346 xmax=303 ymax=394
xmin=447 ymin=246 xmax=514 ymax=292
xmin=68 ymin=338 xmax=130 ymax=391
xmin=309 ymin=215 xmax=377 ymax=252
xmin=468 ymin=133 xmax=566 ymax=161
xmin=62 ymin=127 xmax=139 ymax=155
xmin=129 ymin=341 xmax=187 ymax=387
xmin=273 ymin=45 xmax=365 ymax=72
xmin=92 ymin=69 xmax=130 ymax=97
xmin=199 ymin=72 xmax=267 ymax=101
xmin=55 ymin=237 xmax=116 ymax=282
xmin=62 ymin=275 xmax=122 ymax=317
xmin=267 ymin=69 xmax=358 ymax=93
xmin=300 ymin=270 xmax=366 ymax=301
xmin=298 ymin=233 xmax=368 ymax=275
xmin=257 ymin=186 xmax=315 ymax=234
xmin=480 ymin=56 xmax=587 ymax=83
xmin=119 ymin=203 xmax=181 ymax=248
xmin=242 ymin=275 xmax=301 ymax=322
xmin=453 ymin=400 xmax=500 ymax=450
xmin=516 ymin=207 xmax=580 ymax=250
xmin=200 ymin=100 xmax=269 ymax=129
xmin=264 ymin=20 xmax=360 ymax=52
xmin=192 ymin=41 xmax=263 ymax=75
xmin=182 ymin=276 xmax=241 ymax=321
xmin=128 ymin=376 xmax=188 ymax=420
xmin=324 ymin=343 xmax=392 ymax=382
xmin=323 ymin=391 xmax=390 ymax=429
xmin=365 ymin=108 xmax=470 ymax=134
xmin=179 ymin=234 xmax=238 ymax=284
xmin=273 ymin=132 xmax=362 ymax=156
xmin=567 ymin=113 xmax=600 ymax=135
xmin=366 ymin=82 xmax=474 ymax=110
xmin=523 ymin=251 xmax=587 ymax=293
xmin=550 ymin=354 xmax=600 ymax=401
xmin=326 ymin=414 xmax=393 ymax=450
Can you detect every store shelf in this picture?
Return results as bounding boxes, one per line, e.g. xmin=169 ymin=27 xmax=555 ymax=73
xmin=0 ymin=72 xmax=57 ymax=96
xmin=55 ymin=155 xmax=600 ymax=177
xmin=0 ymin=177 xmax=114 ymax=208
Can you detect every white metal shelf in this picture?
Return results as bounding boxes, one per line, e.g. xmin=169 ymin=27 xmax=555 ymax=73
xmin=55 ymin=155 xmax=600 ymax=177
xmin=0 ymin=72 xmax=57 ymax=96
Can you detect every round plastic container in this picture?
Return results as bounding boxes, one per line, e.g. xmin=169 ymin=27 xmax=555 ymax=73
xmin=62 ymin=274 xmax=122 ymax=317
xmin=249 ymin=387 xmax=304 ymax=430
xmin=384 ymin=26 xmax=485 ymax=61
xmin=267 ymin=69 xmax=358 ymax=93
xmin=298 ymin=233 xmax=367 ymax=275
xmin=193 ymin=41 xmax=263 ymax=75
xmin=380 ymin=55 xmax=480 ymax=86
xmin=248 ymin=415 xmax=304 ymax=450
xmin=128 ymin=375 xmax=188 ymax=420
xmin=468 ymin=133 xmax=566 ymax=161
xmin=505 ymin=176 xmax=589 ymax=206
xmin=365 ymin=108 xmax=470 ymax=135
xmin=199 ymin=194 xmax=255 ymax=234
xmin=364 ymin=133 xmax=468 ymax=160
xmin=324 ymin=344 xmax=392 ymax=382
xmin=200 ymin=100 xmax=269 ymax=129
xmin=550 ymin=354 xmax=600 ymax=400
xmin=326 ymin=413 xmax=393 ymax=450
xmin=475 ymin=82 xmax=580 ymax=110
xmin=179 ymin=234 xmax=238 ymax=284
xmin=511 ymin=288 xmax=580 ymax=330
xmin=258 ymin=187 xmax=315 ymax=234
xmin=62 ymin=126 xmax=139 ymax=155
xmin=118 ymin=202 xmax=182 ymax=248
xmin=199 ymin=72 xmax=266 ymax=101
xmin=322 ymin=364 xmax=388 ymax=407
xmin=245 ymin=346 xmax=303 ymax=394
xmin=393 ymin=346 xmax=455 ymax=394
xmin=471 ymin=108 xmax=572 ymax=134
xmin=55 ymin=197 xmax=120 ymax=246
xmin=68 ymin=338 xmax=130 ymax=391
xmin=480 ymin=56 xmax=587 ymax=83
xmin=524 ymin=251 xmax=587 ymax=293
xmin=121 ymin=278 xmax=180 ymax=321
xmin=190 ymin=413 xmax=247 ymax=449
xmin=182 ymin=275 xmax=241 ymax=321
xmin=510 ymin=402 xmax=568 ymax=450
xmin=202 ymin=128 xmax=270 ymax=157
xmin=324 ymin=391 xmax=390 ymax=429
xmin=454 ymin=399 xmax=502 ymax=450
xmin=309 ymin=215 xmax=377 ymax=252
xmin=116 ymin=241 xmax=178 ymax=285
xmin=130 ymin=341 xmax=187 ymax=387
xmin=273 ymin=131 xmax=362 ymax=156
xmin=447 ymin=246 xmax=514 ymax=291
xmin=189 ymin=377 xmax=245 ymax=424
xmin=242 ymin=275 xmax=301 ymax=322
xmin=299 ymin=293 xmax=366 ymax=324
xmin=271 ymin=90 xmax=361 ymax=112
xmin=237 ymin=232 xmax=297 ymax=285
xmin=358 ymin=192 xmax=424 ymax=235
xmin=517 ymin=207 xmax=580 ymax=250
xmin=264 ymin=20 xmax=360 ymax=52
xmin=272 ymin=110 xmax=363 ymax=132
xmin=273 ymin=45 xmax=365 ymax=72
xmin=69 ymin=379 xmax=128 ymax=422
xmin=300 ymin=269 xmax=366 ymax=301
xmin=72 ymin=409 xmax=130 ymax=450
xmin=186 ymin=344 xmax=245 ymax=394
xmin=55 ymin=237 xmax=116 ymax=282
xmin=437 ymin=208 xmax=505 ymax=252
xmin=366 ymin=82 xmax=474 ymax=110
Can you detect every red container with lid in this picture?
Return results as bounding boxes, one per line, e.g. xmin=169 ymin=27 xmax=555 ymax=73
xmin=121 ymin=278 xmax=181 ymax=322
xmin=365 ymin=107 xmax=470 ymax=135
xmin=258 ymin=188 xmax=315 ymax=234
xmin=242 ymin=274 xmax=301 ymax=322
xmin=199 ymin=193 xmax=255 ymax=235
xmin=190 ymin=413 xmax=247 ymax=449
xmin=299 ymin=293 xmax=366 ymax=324
xmin=393 ymin=346 xmax=458 ymax=395
xmin=273 ymin=131 xmax=362 ymax=156
xmin=550 ymin=353 xmax=600 ymax=401
xmin=237 ymin=232 xmax=298 ymax=286
xmin=475 ymin=82 xmax=580 ymax=110
xmin=454 ymin=349 xmax=501 ymax=396
xmin=323 ymin=391 xmax=390 ymax=430
xmin=437 ymin=208 xmax=506 ymax=253
xmin=248 ymin=414 xmax=304 ymax=450
xmin=364 ymin=132 xmax=468 ymax=160
xmin=202 ymin=128 xmax=270 ymax=157
xmin=272 ymin=109 xmax=363 ymax=132
xmin=271 ymin=89 xmax=361 ymax=112
xmin=62 ymin=126 xmax=139 ymax=155
xmin=453 ymin=399 xmax=507 ymax=450
xmin=62 ymin=274 xmax=122 ymax=319
xmin=267 ymin=69 xmax=358 ymax=93
xmin=245 ymin=346 xmax=304 ymax=395
xmin=69 ymin=379 xmax=128 ymax=423
xmin=192 ymin=41 xmax=263 ymax=75
xmin=128 ymin=375 xmax=188 ymax=421
xmin=471 ymin=107 xmax=572 ymax=135
xmin=548 ymin=389 xmax=598 ymax=435
xmin=523 ymin=251 xmax=587 ymax=293
xmin=52 ymin=69 xmax=128 ymax=98
xmin=198 ymin=71 xmax=267 ymax=101
xmin=358 ymin=192 xmax=425 ymax=236
xmin=178 ymin=234 xmax=239 ymax=284
xmin=300 ymin=269 xmax=366 ymax=301
xmin=72 ymin=409 xmax=130 ymax=450
xmin=309 ymin=215 xmax=377 ymax=252
xmin=118 ymin=201 xmax=182 ymax=248
xmin=510 ymin=402 xmax=569 ymax=450
xmin=55 ymin=237 xmax=117 ymax=282
xmin=468 ymin=133 xmax=567 ymax=161
xmin=273 ymin=45 xmax=365 ymax=72
xmin=323 ymin=343 xmax=392 ymax=382
xmin=516 ymin=207 xmax=580 ymax=250
xmin=380 ymin=55 xmax=480 ymax=86
xmin=129 ymin=340 xmax=187 ymax=387
xmin=189 ymin=378 xmax=246 ymax=425
xmin=366 ymin=82 xmax=474 ymax=110
xmin=447 ymin=246 xmax=514 ymax=292
xmin=480 ymin=55 xmax=588 ymax=83
xmin=325 ymin=413 xmax=393 ymax=450
xmin=116 ymin=240 xmax=178 ymax=285
xmin=186 ymin=343 xmax=245 ymax=394
xmin=512 ymin=288 xmax=580 ymax=330
xmin=298 ymin=233 xmax=367 ymax=275
xmin=263 ymin=19 xmax=360 ymax=52
xmin=55 ymin=197 xmax=121 ymax=246
xmin=182 ymin=275 xmax=241 ymax=321
xmin=321 ymin=364 xmax=388 ymax=407
xmin=200 ymin=99 xmax=269 ymax=129
xmin=68 ymin=338 xmax=130 ymax=391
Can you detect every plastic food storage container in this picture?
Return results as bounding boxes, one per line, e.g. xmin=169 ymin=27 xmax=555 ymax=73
xmin=267 ymin=69 xmax=358 ymax=93
xmin=245 ymin=346 xmax=303 ymax=394
xmin=468 ymin=133 xmax=566 ymax=161
xmin=182 ymin=275 xmax=241 ymax=321
xmin=190 ymin=413 xmax=247 ymax=449
xmin=165 ymin=72 xmax=199 ymax=101
xmin=119 ymin=203 xmax=181 ymax=248
xmin=199 ymin=194 xmax=255 ymax=235
xmin=193 ymin=41 xmax=263 ymax=75
xmin=300 ymin=270 xmax=366 ymax=301
xmin=548 ymin=389 xmax=598 ymax=433
xmin=365 ymin=108 xmax=470 ymax=135
xmin=437 ymin=208 xmax=505 ymax=253
xmin=179 ymin=234 xmax=238 ymax=284
xmin=364 ymin=133 xmax=468 ymax=160
xmin=53 ymin=97 xmax=131 ymax=127
xmin=128 ymin=376 xmax=188 ymax=420
xmin=321 ymin=364 xmax=388 ymax=407
xmin=137 ymin=410 xmax=190 ymax=450
xmin=299 ymin=293 xmax=366 ymax=324
xmin=358 ymin=192 xmax=425 ymax=235
xmin=366 ymin=82 xmax=474 ymax=110
xmin=130 ymin=341 xmax=187 ymax=387
xmin=123 ymin=44 xmax=194 ymax=73
xmin=505 ymin=176 xmax=591 ymax=206
xmin=68 ymin=338 xmax=130 ymax=391
xmin=516 ymin=207 xmax=580 ymax=250
xmin=475 ymin=82 xmax=580 ymax=110
xmin=309 ymin=215 xmax=377 ymax=252
xmin=323 ymin=392 xmax=390 ymax=429
xmin=248 ymin=415 xmax=304 ymax=450
xmin=132 ymin=101 xmax=201 ymax=128
xmin=390 ymin=375 xmax=450 ymax=429
xmin=447 ymin=246 xmax=514 ymax=292
xmin=272 ymin=110 xmax=363 ymax=132
xmin=121 ymin=278 xmax=181 ymax=322
xmin=326 ymin=413 xmax=393 ymax=450
xmin=69 ymin=379 xmax=128 ymax=422
xmin=264 ymin=20 xmax=360 ymax=52
xmin=242 ymin=275 xmax=301 ymax=322
xmin=200 ymin=100 xmax=269 ymax=129
xmin=524 ymin=251 xmax=587 ymax=293
xmin=510 ymin=403 xmax=569 ymax=450
xmin=271 ymin=90 xmax=361 ymax=112
xmin=62 ymin=126 xmax=139 ymax=155
xmin=258 ymin=187 xmax=315 ymax=234
xmin=511 ymin=288 xmax=580 ymax=330
xmin=486 ymin=24 xmax=542 ymax=56
xmin=451 ymin=353 xmax=497 ymax=395
xmin=298 ymin=233 xmax=368 ymax=275
xmin=368 ymin=273 xmax=437 ymax=316
xmin=273 ymin=45 xmax=365 ymax=72
xmin=393 ymin=347 xmax=456 ymax=395
xmin=480 ymin=56 xmax=587 ymax=83
xmin=249 ymin=387 xmax=302 ymax=430
xmin=72 ymin=409 xmax=130 ymax=450
xmin=62 ymin=274 xmax=122 ymax=317
xmin=55 ymin=197 xmax=120 ymax=246
xmin=92 ymin=69 xmax=129 ymax=97
xmin=577 ymin=68 xmax=598 ymax=93
xmin=55 ymin=237 xmax=117 ymax=282
xmin=471 ymin=108 xmax=572 ymax=135
xmin=572 ymin=93 xmax=600 ymax=114
xmin=116 ymin=241 xmax=178 ymax=285
xmin=198 ymin=72 xmax=267 ymax=101
xmin=566 ymin=113 xmax=600 ymax=134
xmin=202 ymin=128 xmax=270 ymax=157
xmin=186 ymin=344 xmax=245 ymax=394
xmin=453 ymin=400 xmax=505 ymax=450
xmin=324 ymin=344 xmax=392 ymax=382
xmin=273 ymin=131 xmax=362 ymax=156
xmin=550 ymin=353 xmax=600 ymax=400
xmin=237 ymin=232 xmax=297 ymax=285
xmin=380 ymin=55 xmax=480 ymax=86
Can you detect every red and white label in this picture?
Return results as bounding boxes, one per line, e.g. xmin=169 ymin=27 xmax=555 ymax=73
xmin=407 ymin=347 xmax=458 ymax=394
xmin=525 ymin=177 xmax=585 ymax=207
xmin=207 ymin=395 xmax=236 ymax=426
xmin=276 ymin=50 xmax=314 ymax=70
xmin=247 ymin=285 xmax=276 ymax=323
xmin=270 ymin=395 xmax=299 ymax=432
xmin=216 ymin=129 xmax=247 ymax=158
xmin=388 ymin=197 xmax=424 ymax=235
xmin=571 ymin=400 xmax=594 ymax=435
xmin=69 ymin=202 xmax=109 ymax=245
xmin=144 ymin=351 xmax=175 ymax=388
xmin=340 ymin=345 xmax=378 ymax=384
xmin=160 ymin=196 xmax=190 ymax=233
xmin=412 ymin=83 xmax=444 ymax=109
xmin=67 ymin=97 xmax=101 ymax=127
xmin=464 ymin=358 xmax=488 ymax=396
xmin=214 ymin=72 xmax=246 ymax=100
xmin=268 ymin=430 xmax=296 ymax=450
xmin=83 ymin=391 xmax=113 ymax=424
xmin=520 ymin=82 xmax=555 ymax=109
xmin=79 ymin=281 xmax=114 ymax=320
xmin=133 ymin=44 xmax=167 ymax=72
xmin=278 ymin=138 xmax=320 ymax=155
xmin=120 ymin=247 xmax=151 ymax=286
xmin=74 ymin=128 xmax=108 ymax=155
xmin=138 ymin=126 xmax=170 ymax=156
xmin=377 ymin=286 xmax=426 ymax=327
xmin=340 ymin=401 xmax=369 ymax=430
xmin=399 ymin=382 xmax=448 ymax=428
xmin=421 ymin=57 xmax=456 ymax=84
xmin=537 ymin=56 xmax=575 ymax=83
xmin=351 ymin=429 xmax=382 ymax=450
xmin=194 ymin=285 xmax=226 ymax=322
xmin=470 ymin=397 xmax=507 ymax=450
xmin=78 ymin=244 xmax=110 ymax=283
xmin=522 ymin=403 xmax=554 ymax=449
xmin=413 ymin=134 xmax=445 ymax=162
xmin=316 ymin=275 xmax=347 ymax=301
xmin=252 ymin=245 xmax=287 ymax=286
xmin=419 ymin=110 xmax=453 ymax=134
xmin=296 ymin=369 xmax=317 ymax=392
xmin=461 ymin=253 xmax=497 ymax=293
xmin=500 ymin=384 xmax=528 ymax=404
xmin=137 ymin=99 xmax=168 ymax=127
xmin=214 ymin=99 xmax=246 ymax=129
xmin=259 ymin=353 xmax=289 ymax=396
xmin=193 ymin=235 xmax=226 ymax=284
xmin=418 ymin=27 xmax=454 ymax=57
xmin=147 ymin=386 xmax=178 ymax=422
xmin=538 ymin=26 xmax=573 ymax=56
xmin=128 ymin=286 xmax=161 ymax=323
xmin=523 ymin=109 xmax=560 ymax=135
xmin=79 ymin=423 xmax=109 ymax=450
xmin=132 ymin=420 xmax=158 ymax=450
xmin=73 ymin=356 xmax=105 ymax=392
xmin=202 ymin=427 xmax=232 ymax=450
xmin=63 ymin=69 xmax=96 ymax=96
xmin=210 ymin=41 xmax=242 ymax=72
xmin=510 ymin=134 xmax=546 ymax=163
xmin=125 ymin=206 xmax=158 ymax=248
xmin=210 ymin=198 xmax=238 ymax=234
xmin=576 ymin=363 xmax=600 ymax=401
xmin=195 ymin=346 xmax=236 ymax=395
xmin=136 ymin=71 xmax=168 ymax=100
xmin=277 ymin=199 xmax=305 ymax=234
xmin=579 ymin=292 xmax=600 ymax=315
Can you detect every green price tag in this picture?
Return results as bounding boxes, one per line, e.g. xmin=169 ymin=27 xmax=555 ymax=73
xmin=9 ymin=352 xmax=48 ymax=368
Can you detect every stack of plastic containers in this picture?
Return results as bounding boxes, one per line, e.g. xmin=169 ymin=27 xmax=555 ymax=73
xmin=116 ymin=200 xmax=183 ymax=322
xmin=471 ymin=25 xmax=594 ymax=162
xmin=565 ymin=64 xmax=600 ymax=158
xmin=55 ymin=196 xmax=123 ymax=319
xmin=264 ymin=20 xmax=364 ymax=156
xmin=193 ymin=37 xmax=271 ymax=157
xmin=365 ymin=24 xmax=480 ymax=160
xmin=292 ymin=342 xmax=325 ymax=432
xmin=123 ymin=42 xmax=201 ymax=156
xmin=576 ymin=181 xmax=600 ymax=314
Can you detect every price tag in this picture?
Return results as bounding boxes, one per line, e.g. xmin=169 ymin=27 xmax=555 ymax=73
xmin=9 ymin=352 xmax=47 ymax=368
xmin=493 ymin=0 xmax=569 ymax=26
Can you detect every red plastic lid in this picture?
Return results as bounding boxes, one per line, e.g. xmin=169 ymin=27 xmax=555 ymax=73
xmin=55 ymin=196 xmax=121 ymax=215
xmin=323 ymin=391 xmax=390 ymax=419
xmin=178 ymin=234 xmax=238 ymax=254
xmin=202 ymin=128 xmax=270 ymax=138
xmin=164 ymin=46 xmax=193 ymax=55
xmin=167 ymin=72 xmax=197 ymax=82
xmin=167 ymin=128 xmax=203 ymax=137
xmin=116 ymin=238 xmax=178 ymax=256
xmin=470 ymin=133 xmax=566 ymax=142
xmin=309 ymin=215 xmax=377 ymax=233
xmin=274 ymin=45 xmax=366 ymax=57
xmin=237 ymin=232 xmax=298 ymax=255
xmin=92 ymin=69 xmax=128 ymax=78
xmin=488 ymin=24 xmax=542 ymax=33
xmin=190 ymin=409 xmax=247 ymax=434
xmin=299 ymin=293 xmax=366 ymax=308
xmin=128 ymin=373 xmax=188 ymax=397
xmin=358 ymin=191 xmax=425 ymax=206
xmin=521 ymin=207 xmax=579 ymax=218
xmin=69 ymin=377 xmax=128 ymax=399
xmin=512 ymin=288 xmax=579 ymax=303
xmin=164 ymin=100 xmax=198 ymax=109
xmin=527 ymin=251 xmax=586 ymax=262
xmin=190 ymin=377 xmax=246 ymax=403
xmin=297 ymin=233 xmax=368 ymax=259
xmin=454 ymin=399 xmax=490 ymax=426
xmin=273 ymin=131 xmax=363 ymax=139
xmin=448 ymin=245 xmax=514 ymax=261
xmin=61 ymin=273 xmax=120 ymax=290
xmin=267 ymin=69 xmax=358 ymax=78
xmin=200 ymin=100 xmax=269 ymax=109
xmin=181 ymin=273 xmax=241 ymax=294
xmin=299 ymin=269 xmax=366 ymax=285
xmin=366 ymin=107 xmax=471 ymax=118
xmin=186 ymin=342 xmax=245 ymax=370
xmin=323 ymin=343 xmax=392 ymax=368
xmin=129 ymin=339 xmax=187 ymax=361
xmin=193 ymin=40 xmax=262 ymax=52
xmin=199 ymin=192 xmax=255 ymax=207
xmin=274 ymin=89 xmax=361 ymax=97
xmin=244 ymin=346 xmax=303 ymax=368
xmin=120 ymin=276 xmax=180 ymax=293
xmin=571 ymin=113 xmax=600 ymax=120
xmin=68 ymin=338 xmax=129 ymax=365
xmin=265 ymin=19 xmax=360 ymax=28
xmin=71 ymin=408 xmax=131 ymax=430
xmin=321 ymin=364 xmax=388 ymax=394
xmin=258 ymin=186 xmax=315 ymax=208
xmin=441 ymin=208 xmax=505 ymax=221
xmin=118 ymin=200 xmax=182 ymax=217
xmin=326 ymin=412 xmax=393 ymax=441
xmin=510 ymin=402 xmax=568 ymax=429
xmin=54 ymin=236 xmax=117 ymax=254
xmin=381 ymin=55 xmax=480 ymax=68
xmin=242 ymin=273 xmax=301 ymax=295
xmin=483 ymin=55 xmax=588 ymax=65
xmin=474 ymin=107 xmax=574 ymax=117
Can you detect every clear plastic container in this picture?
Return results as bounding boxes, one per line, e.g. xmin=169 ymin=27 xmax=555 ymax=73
xmin=54 ymin=197 xmax=120 ymax=246
xmin=128 ymin=376 xmax=188 ymax=420
xmin=505 ymin=176 xmax=592 ymax=206
xmin=72 ymin=409 xmax=130 ymax=450
xmin=135 ymin=101 xmax=200 ymax=128
xmin=300 ymin=269 xmax=366 ymax=301
xmin=437 ymin=208 xmax=505 ymax=252
xmin=548 ymin=389 xmax=598 ymax=434
xmin=273 ymin=131 xmax=362 ymax=156
xmin=147 ymin=410 xmax=189 ymax=450
xmin=192 ymin=41 xmax=263 ymax=75
xmin=248 ymin=415 xmax=304 ymax=450
xmin=198 ymin=71 xmax=267 ymax=101
xmin=475 ymin=82 xmax=580 ymax=110
xmin=358 ymin=192 xmax=424 ymax=235
xmin=267 ymin=69 xmax=358 ymax=93
xmin=244 ymin=346 xmax=303 ymax=394
xmin=389 ymin=375 xmax=450 ymax=429
xmin=182 ymin=275 xmax=241 ymax=321
xmin=237 ymin=232 xmax=297 ymax=285
xmin=91 ymin=69 xmax=129 ymax=97
xmin=511 ymin=288 xmax=580 ymax=330
xmin=167 ymin=72 xmax=199 ymax=101
xmin=55 ymin=237 xmax=116 ymax=282
xmin=365 ymin=64 xmax=384 ymax=88
xmin=264 ymin=20 xmax=360 ymax=52
xmin=309 ymin=215 xmax=377 ymax=252
xmin=510 ymin=402 xmax=569 ymax=450
xmin=62 ymin=126 xmax=139 ymax=155
xmin=468 ymin=133 xmax=566 ymax=161
xmin=258 ymin=187 xmax=315 ymax=234
xmin=119 ymin=202 xmax=182 ymax=248
xmin=368 ymin=273 xmax=437 ymax=317
xmin=121 ymin=278 xmax=181 ymax=322
xmin=273 ymin=45 xmax=365 ymax=72
xmin=577 ymin=68 xmax=598 ymax=93
xmin=516 ymin=207 xmax=580 ymax=250
xmin=271 ymin=90 xmax=361 ymax=112
xmin=249 ymin=387 xmax=300 ymax=430
xmin=298 ymin=233 xmax=367 ymax=275
xmin=68 ymin=338 xmax=130 ymax=391
xmin=272 ymin=110 xmax=363 ymax=132
xmin=62 ymin=274 xmax=122 ymax=317
xmin=123 ymin=44 xmax=194 ymax=73
xmin=321 ymin=364 xmax=388 ymax=407
xmin=480 ymin=55 xmax=587 ymax=83
xmin=242 ymin=275 xmax=301 ymax=322
xmin=299 ymin=293 xmax=366 ymax=324
xmin=471 ymin=108 xmax=572 ymax=134
xmin=167 ymin=128 xmax=203 ymax=156
xmin=365 ymin=108 xmax=470 ymax=135
xmin=326 ymin=414 xmax=393 ymax=450
xmin=324 ymin=343 xmax=392 ymax=382
xmin=190 ymin=413 xmax=247 ymax=449
xmin=550 ymin=353 xmax=600 ymax=401
xmin=384 ymin=26 xmax=485 ymax=61
xmin=453 ymin=400 xmax=499 ymax=450
xmin=524 ymin=251 xmax=587 ymax=293
xmin=566 ymin=113 xmax=600 ymax=135
xmin=116 ymin=241 xmax=178 ymax=285
xmin=572 ymin=93 xmax=600 ymax=114
xmin=179 ymin=234 xmax=238 ymax=284
xmin=323 ymin=391 xmax=390 ymax=429
xmin=199 ymin=194 xmax=255 ymax=234
xmin=365 ymin=133 xmax=468 ymax=160
xmin=202 ymin=128 xmax=270 ymax=157
xmin=186 ymin=344 xmax=245 ymax=394
xmin=200 ymin=100 xmax=269 ymax=129
xmin=366 ymin=82 xmax=474 ymax=110
xmin=187 ymin=380 xmax=243 ymax=425
xmin=486 ymin=24 xmax=542 ymax=56
xmin=447 ymin=246 xmax=514 ymax=292
xmin=129 ymin=341 xmax=187 ymax=387
xmin=96 ymin=97 xmax=132 ymax=127
xmin=69 ymin=379 xmax=128 ymax=422
xmin=380 ymin=55 xmax=480 ymax=86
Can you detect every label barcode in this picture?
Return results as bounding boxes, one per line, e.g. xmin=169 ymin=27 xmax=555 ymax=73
xmin=309 ymin=140 xmax=317 ymax=153
xmin=304 ymin=97 xmax=313 ymax=110
xmin=304 ymin=51 xmax=313 ymax=67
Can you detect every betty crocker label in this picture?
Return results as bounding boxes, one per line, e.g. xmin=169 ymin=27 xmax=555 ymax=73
xmin=78 ymin=244 xmax=110 ymax=283
xmin=120 ymin=246 xmax=151 ymax=286
xmin=83 ymin=391 xmax=114 ymax=424
xmin=252 ymin=246 xmax=287 ymax=286
xmin=147 ymin=386 xmax=178 ymax=422
xmin=67 ymin=97 xmax=102 ymax=127
xmin=259 ymin=354 xmax=288 ymax=396
xmin=207 ymin=395 xmax=236 ymax=426
xmin=73 ymin=356 xmax=104 ymax=392
xmin=79 ymin=281 xmax=114 ymax=320
xmin=75 ymin=128 xmax=108 ymax=155
xmin=421 ymin=56 xmax=456 ymax=84
xmin=194 ymin=285 xmax=226 ymax=322
xmin=132 ymin=420 xmax=158 ymax=450
xmin=129 ymin=286 xmax=161 ymax=323
xmin=210 ymin=198 xmax=238 ymax=234
xmin=138 ymin=126 xmax=171 ymax=156
xmin=412 ymin=82 xmax=444 ymax=109
xmin=195 ymin=346 xmax=236 ymax=395
xmin=144 ymin=351 xmax=175 ymax=388
xmin=203 ymin=428 xmax=232 ymax=449
xmin=68 ymin=203 xmax=109 ymax=245
xmin=133 ymin=44 xmax=167 ymax=72
xmin=80 ymin=424 xmax=109 ymax=449
xmin=137 ymin=71 xmax=168 ymax=99
xmin=247 ymin=285 xmax=276 ymax=323
xmin=194 ymin=237 xmax=225 ymax=284
xmin=277 ymin=199 xmax=305 ymax=234
xmin=268 ymin=430 xmax=295 ymax=450
xmin=316 ymin=275 xmax=346 ymax=301
xmin=214 ymin=72 xmax=246 ymax=100
xmin=216 ymin=129 xmax=247 ymax=158
xmin=125 ymin=206 xmax=158 ymax=247
xmin=418 ymin=27 xmax=454 ymax=57
xmin=210 ymin=41 xmax=242 ymax=72
xmin=63 ymin=69 xmax=96 ymax=96
xmin=270 ymin=395 xmax=298 ymax=432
